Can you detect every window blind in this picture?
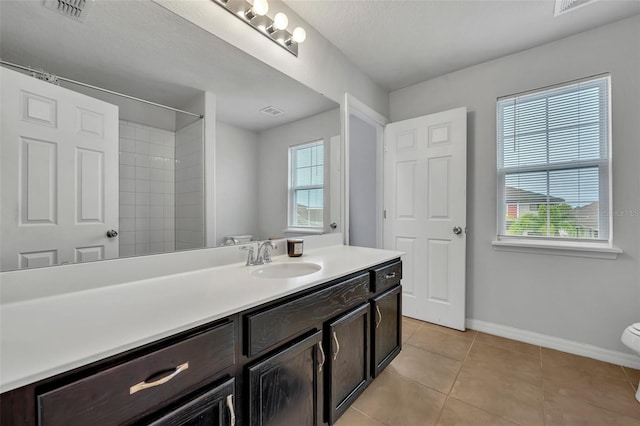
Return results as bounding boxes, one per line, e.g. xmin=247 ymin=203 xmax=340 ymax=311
xmin=497 ymin=75 xmax=610 ymax=241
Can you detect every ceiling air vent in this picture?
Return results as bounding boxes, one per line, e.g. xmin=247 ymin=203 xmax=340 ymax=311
xmin=44 ymin=0 xmax=94 ymax=22
xmin=259 ymin=106 xmax=285 ymax=117
xmin=554 ymin=0 xmax=598 ymax=16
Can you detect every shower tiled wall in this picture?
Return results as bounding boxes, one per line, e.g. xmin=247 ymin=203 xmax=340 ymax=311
xmin=175 ymin=120 xmax=204 ymax=250
xmin=119 ymin=121 xmax=175 ymax=257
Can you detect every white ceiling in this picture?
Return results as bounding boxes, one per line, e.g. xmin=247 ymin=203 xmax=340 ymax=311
xmin=284 ymin=0 xmax=640 ymax=91
xmin=0 ymin=1 xmax=337 ymax=132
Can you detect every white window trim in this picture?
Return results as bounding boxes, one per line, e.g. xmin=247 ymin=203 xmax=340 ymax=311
xmin=288 ymin=139 xmax=325 ymax=230
xmin=495 ymin=74 xmax=618 ymax=257
xmin=491 ymin=238 xmax=622 ymax=260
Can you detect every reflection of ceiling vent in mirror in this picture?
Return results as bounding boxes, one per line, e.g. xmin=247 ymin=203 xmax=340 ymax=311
xmin=44 ymin=0 xmax=94 ymax=22
xmin=554 ymin=0 xmax=598 ymax=16
xmin=259 ymin=106 xmax=285 ymax=117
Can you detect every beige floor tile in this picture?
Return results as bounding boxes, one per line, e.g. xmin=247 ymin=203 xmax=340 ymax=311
xmin=450 ymin=364 xmax=544 ymax=426
xmin=436 ymin=397 xmax=518 ymax=426
xmin=402 ymin=316 xmax=421 ymax=343
xmin=475 ymin=332 xmax=540 ymax=357
xmin=544 ymin=392 xmax=640 ymax=426
xmin=407 ymin=326 xmax=473 ymax=361
xmin=334 ymin=408 xmax=386 ymax=426
xmin=387 ymin=344 xmax=461 ymax=393
xmin=420 ymin=321 xmax=478 ymax=340
xmin=541 ymin=347 xmax=628 ymax=380
xmin=542 ymin=363 xmax=640 ymax=420
xmin=464 ymin=342 xmax=542 ymax=386
xmin=623 ymin=367 xmax=640 ymax=390
xmin=353 ymin=370 xmax=446 ymax=426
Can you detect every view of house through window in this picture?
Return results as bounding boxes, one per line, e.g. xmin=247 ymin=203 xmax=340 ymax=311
xmin=289 ymin=140 xmax=324 ymax=228
xmin=497 ymin=75 xmax=610 ymax=241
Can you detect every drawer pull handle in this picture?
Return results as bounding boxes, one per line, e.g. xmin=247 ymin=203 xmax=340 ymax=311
xmin=318 ymin=341 xmax=326 ymax=372
xmin=226 ymin=394 xmax=236 ymax=426
xmin=129 ymin=362 xmax=189 ymax=395
xmin=376 ymin=305 xmax=382 ymax=329
xmin=385 ymin=272 xmax=396 ymax=279
xmin=332 ymin=331 xmax=340 ymax=361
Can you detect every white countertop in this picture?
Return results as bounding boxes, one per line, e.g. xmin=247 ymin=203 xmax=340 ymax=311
xmin=0 ymin=245 xmax=402 ymax=393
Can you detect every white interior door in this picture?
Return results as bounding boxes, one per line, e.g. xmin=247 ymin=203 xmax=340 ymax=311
xmin=383 ymin=107 xmax=467 ymax=330
xmin=1 ymin=67 xmax=119 ymax=270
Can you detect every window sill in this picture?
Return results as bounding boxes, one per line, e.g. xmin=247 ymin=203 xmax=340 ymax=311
xmin=491 ymin=239 xmax=622 ymax=260
xmin=283 ymin=227 xmax=325 ymax=236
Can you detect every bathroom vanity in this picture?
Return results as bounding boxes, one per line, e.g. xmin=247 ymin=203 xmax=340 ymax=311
xmin=0 ymin=245 xmax=403 ymax=425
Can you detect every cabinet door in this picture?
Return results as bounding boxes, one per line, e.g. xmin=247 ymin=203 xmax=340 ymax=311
xmin=326 ymin=303 xmax=370 ymax=425
xmin=247 ymin=331 xmax=323 ymax=426
xmin=371 ymin=285 xmax=402 ymax=377
xmin=141 ymin=377 xmax=236 ymax=426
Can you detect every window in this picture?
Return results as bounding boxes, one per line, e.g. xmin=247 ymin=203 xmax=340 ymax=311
xmin=497 ymin=75 xmax=611 ymax=243
xmin=289 ymin=140 xmax=324 ymax=228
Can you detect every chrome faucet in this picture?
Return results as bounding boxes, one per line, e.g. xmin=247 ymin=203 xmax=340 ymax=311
xmin=241 ymin=241 xmax=278 ymax=266
xmin=257 ymin=240 xmax=277 ymax=264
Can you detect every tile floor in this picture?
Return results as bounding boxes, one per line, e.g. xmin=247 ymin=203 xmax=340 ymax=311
xmin=336 ymin=316 xmax=640 ymax=426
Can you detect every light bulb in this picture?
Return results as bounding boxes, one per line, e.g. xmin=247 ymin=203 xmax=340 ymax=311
xmin=292 ymin=27 xmax=306 ymax=43
xmin=273 ymin=12 xmax=288 ymax=30
xmin=252 ymin=0 xmax=269 ymax=16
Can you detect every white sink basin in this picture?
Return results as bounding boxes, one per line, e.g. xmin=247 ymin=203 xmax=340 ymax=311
xmin=252 ymin=262 xmax=321 ymax=279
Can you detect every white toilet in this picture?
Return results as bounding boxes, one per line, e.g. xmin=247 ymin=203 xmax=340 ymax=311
xmin=621 ymin=323 xmax=640 ymax=403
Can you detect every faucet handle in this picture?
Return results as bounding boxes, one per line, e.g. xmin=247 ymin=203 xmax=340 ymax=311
xmin=240 ymin=245 xmax=256 ymax=266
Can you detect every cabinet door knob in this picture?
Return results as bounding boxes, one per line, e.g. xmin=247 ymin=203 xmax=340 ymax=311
xmin=332 ymin=331 xmax=340 ymax=361
xmin=129 ymin=362 xmax=189 ymax=395
xmin=317 ymin=341 xmax=325 ymax=373
xmin=376 ymin=305 xmax=382 ymax=329
xmin=226 ymin=394 xmax=236 ymax=426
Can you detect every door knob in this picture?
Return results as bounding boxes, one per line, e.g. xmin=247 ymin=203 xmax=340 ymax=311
xmin=329 ymin=222 xmax=337 ymax=230
xmin=106 ymin=230 xmax=119 ymax=238
xmin=453 ymin=226 xmax=463 ymax=235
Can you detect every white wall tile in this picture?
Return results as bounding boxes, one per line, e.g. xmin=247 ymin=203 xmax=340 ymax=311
xmin=120 ymin=218 xmax=135 ymax=232
xmin=135 ymin=180 xmax=150 ymax=193
xmin=135 ymin=205 xmax=150 ymax=218
xmin=119 ymin=205 xmax=135 ymax=219
xmin=119 ymin=191 xmax=135 ymax=205
xmin=119 ymin=231 xmax=135 ymax=245
xmin=149 ymin=217 xmax=164 ymax=230
xmin=135 ymin=192 xmax=150 ymax=206
xmin=135 ymin=218 xmax=150 ymax=231
xmin=135 ymin=153 xmax=151 ymax=168
xmin=120 ymin=165 xmax=136 ymax=180
xmin=119 ymin=244 xmax=136 ymax=257
xmin=120 ymin=152 xmax=136 ymax=166
xmin=150 ymin=193 xmax=164 ymax=206
xmin=120 ymin=138 xmax=136 ymax=153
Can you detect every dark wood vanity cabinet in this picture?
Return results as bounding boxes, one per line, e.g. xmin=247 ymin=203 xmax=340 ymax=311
xmin=371 ymin=285 xmax=402 ymax=377
xmin=139 ymin=377 xmax=236 ymax=426
xmin=0 ymin=259 xmax=402 ymax=426
xmin=246 ymin=331 xmax=323 ymax=426
xmin=325 ymin=303 xmax=370 ymax=425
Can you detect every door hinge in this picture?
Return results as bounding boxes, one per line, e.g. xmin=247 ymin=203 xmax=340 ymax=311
xmin=383 ymin=144 xmax=388 ymax=153
xmin=383 ymin=210 xmax=387 ymax=219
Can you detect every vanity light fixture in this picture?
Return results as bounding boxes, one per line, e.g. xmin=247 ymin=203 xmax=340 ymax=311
xmin=212 ymin=0 xmax=306 ymax=56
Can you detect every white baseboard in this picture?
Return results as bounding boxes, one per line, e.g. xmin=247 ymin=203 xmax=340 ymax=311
xmin=466 ymin=318 xmax=640 ymax=370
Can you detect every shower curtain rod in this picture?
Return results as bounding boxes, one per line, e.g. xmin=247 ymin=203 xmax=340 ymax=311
xmin=0 ymin=59 xmax=204 ymax=119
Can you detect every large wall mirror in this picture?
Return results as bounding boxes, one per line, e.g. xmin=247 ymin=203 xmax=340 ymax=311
xmin=0 ymin=0 xmax=341 ymax=272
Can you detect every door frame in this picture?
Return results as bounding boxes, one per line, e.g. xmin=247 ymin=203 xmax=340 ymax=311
xmin=343 ymin=93 xmax=388 ymax=247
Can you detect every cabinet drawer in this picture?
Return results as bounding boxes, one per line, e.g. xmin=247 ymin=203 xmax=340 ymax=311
xmin=38 ymin=320 xmax=236 ymax=426
xmin=371 ymin=261 xmax=402 ymax=293
xmin=245 ymin=273 xmax=370 ymax=357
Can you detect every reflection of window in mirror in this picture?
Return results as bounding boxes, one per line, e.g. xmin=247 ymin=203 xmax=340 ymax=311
xmin=289 ymin=140 xmax=324 ymax=229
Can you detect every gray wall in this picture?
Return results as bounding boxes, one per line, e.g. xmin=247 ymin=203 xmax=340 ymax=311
xmin=349 ymin=114 xmax=378 ymax=248
xmin=258 ymin=109 xmax=341 ymax=239
xmin=215 ymin=122 xmax=260 ymax=246
xmin=390 ymin=15 xmax=640 ymax=353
